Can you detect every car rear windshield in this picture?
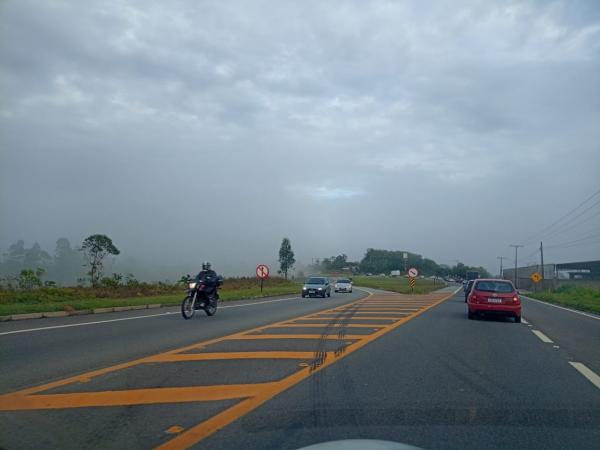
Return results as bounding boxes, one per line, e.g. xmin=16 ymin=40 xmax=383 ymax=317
xmin=307 ymin=278 xmax=325 ymax=284
xmin=474 ymin=281 xmax=514 ymax=293
xmin=337 ymin=279 xmax=351 ymax=283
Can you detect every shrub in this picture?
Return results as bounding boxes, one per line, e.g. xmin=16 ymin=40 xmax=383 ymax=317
xmin=100 ymin=273 xmax=123 ymax=288
xmin=17 ymin=268 xmax=44 ymax=290
xmin=125 ymin=273 xmax=139 ymax=287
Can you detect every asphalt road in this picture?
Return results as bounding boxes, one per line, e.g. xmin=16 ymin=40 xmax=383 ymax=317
xmin=1 ymin=287 xmax=598 ymax=450
xmin=0 ymin=290 xmax=368 ymax=393
xmin=520 ymin=295 xmax=600 ymax=374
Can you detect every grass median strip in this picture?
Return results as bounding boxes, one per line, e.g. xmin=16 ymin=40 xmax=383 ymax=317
xmin=0 ymin=279 xmax=302 ymax=316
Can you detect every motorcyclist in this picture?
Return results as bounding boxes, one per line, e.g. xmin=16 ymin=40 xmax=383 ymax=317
xmin=195 ymin=261 xmax=219 ymax=305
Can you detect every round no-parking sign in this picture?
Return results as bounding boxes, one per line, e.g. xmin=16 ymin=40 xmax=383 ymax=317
xmin=256 ymin=264 xmax=270 ymax=280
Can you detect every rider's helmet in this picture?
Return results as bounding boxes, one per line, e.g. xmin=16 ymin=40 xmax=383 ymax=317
xmin=202 ymin=261 xmax=211 ymax=271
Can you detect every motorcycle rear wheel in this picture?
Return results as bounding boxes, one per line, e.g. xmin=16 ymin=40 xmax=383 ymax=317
xmin=181 ymin=296 xmax=195 ymax=319
xmin=205 ymin=297 xmax=217 ymax=316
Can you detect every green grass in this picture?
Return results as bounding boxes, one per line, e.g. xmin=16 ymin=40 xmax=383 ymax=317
xmin=0 ymin=278 xmax=302 ymax=316
xmin=353 ymin=276 xmax=445 ymax=294
xmin=527 ymin=285 xmax=600 ymax=315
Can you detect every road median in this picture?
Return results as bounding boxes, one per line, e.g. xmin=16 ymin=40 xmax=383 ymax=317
xmin=0 ymin=280 xmax=302 ymax=321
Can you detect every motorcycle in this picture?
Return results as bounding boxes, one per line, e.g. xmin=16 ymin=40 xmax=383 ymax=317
xmin=181 ymin=274 xmax=224 ymax=319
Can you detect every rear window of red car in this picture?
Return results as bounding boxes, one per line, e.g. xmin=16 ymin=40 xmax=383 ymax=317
xmin=474 ymin=281 xmax=514 ymax=293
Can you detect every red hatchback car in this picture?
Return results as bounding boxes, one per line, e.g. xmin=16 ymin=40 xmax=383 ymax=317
xmin=467 ymin=279 xmax=521 ymax=323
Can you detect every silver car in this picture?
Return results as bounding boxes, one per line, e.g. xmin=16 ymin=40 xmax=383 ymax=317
xmin=302 ymin=276 xmax=331 ymax=298
xmin=334 ymin=278 xmax=353 ymax=293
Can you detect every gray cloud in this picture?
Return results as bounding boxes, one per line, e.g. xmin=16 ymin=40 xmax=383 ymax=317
xmin=1 ymin=0 xmax=599 ymax=276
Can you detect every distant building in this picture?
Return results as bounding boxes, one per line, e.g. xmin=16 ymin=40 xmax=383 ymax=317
xmin=502 ymin=259 xmax=600 ymax=289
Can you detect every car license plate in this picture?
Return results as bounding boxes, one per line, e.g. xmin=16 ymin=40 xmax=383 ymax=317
xmin=488 ymin=298 xmax=502 ymax=303
xmin=309 ymin=290 xmax=315 ymax=294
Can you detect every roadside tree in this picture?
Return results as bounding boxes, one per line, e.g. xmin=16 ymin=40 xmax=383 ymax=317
xmin=278 ymin=237 xmax=295 ymax=280
xmin=81 ymin=234 xmax=120 ymax=286
xmin=53 ymin=238 xmax=82 ymax=284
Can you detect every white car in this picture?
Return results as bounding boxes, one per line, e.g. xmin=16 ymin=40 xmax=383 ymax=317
xmin=334 ymin=278 xmax=353 ymax=293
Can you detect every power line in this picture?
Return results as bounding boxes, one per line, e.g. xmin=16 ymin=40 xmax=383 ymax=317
xmin=546 ymin=238 xmax=600 ymax=250
xmin=544 ymin=232 xmax=600 ymax=249
xmin=522 ymin=247 xmax=540 ymax=260
xmin=540 ymin=208 xmax=600 ymax=242
xmin=522 ymin=187 xmax=600 ymax=244
xmin=538 ymin=198 xmax=600 ymax=242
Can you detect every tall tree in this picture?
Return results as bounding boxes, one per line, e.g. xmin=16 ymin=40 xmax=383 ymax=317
xmin=23 ymin=242 xmax=51 ymax=270
xmin=359 ymin=248 xmax=440 ymax=275
xmin=2 ymin=240 xmax=26 ymax=275
xmin=53 ymin=238 xmax=82 ymax=284
xmin=81 ymin=234 xmax=120 ymax=286
xmin=278 ymin=237 xmax=295 ymax=280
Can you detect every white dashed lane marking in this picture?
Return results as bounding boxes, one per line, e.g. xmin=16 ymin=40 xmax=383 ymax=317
xmin=569 ymin=362 xmax=600 ymax=390
xmin=531 ymin=329 xmax=554 ymax=343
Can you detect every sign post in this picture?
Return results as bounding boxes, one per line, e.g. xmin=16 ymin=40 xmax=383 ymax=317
xmin=409 ymin=277 xmax=416 ymax=291
xmin=408 ymin=267 xmax=419 ymax=293
xmin=256 ymin=264 xmax=270 ymax=293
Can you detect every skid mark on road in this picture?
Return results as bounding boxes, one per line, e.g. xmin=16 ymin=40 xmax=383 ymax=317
xmin=0 ymin=290 xmax=453 ymax=449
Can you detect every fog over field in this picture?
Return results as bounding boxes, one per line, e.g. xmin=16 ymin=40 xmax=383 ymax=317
xmin=1 ymin=1 xmax=599 ymax=279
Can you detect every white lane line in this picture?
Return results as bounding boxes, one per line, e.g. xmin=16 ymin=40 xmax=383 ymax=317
xmin=0 ymin=295 xmax=306 ymax=336
xmin=221 ymin=296 xmax=300 ymax=309
xmin=523 ymin=296 xmax=599 ymax=320
xmin=531 ymin=329 xmax=554 ymax=343
xmin=569 ymin=362 xmax=600 ymax=390
xmin=0 ymin=311 xmax=178 ymax=336
xmin=521 ymin=318 xmax=529 ymax=324
xmin=0 ymin=292 xmax=371 ymax=336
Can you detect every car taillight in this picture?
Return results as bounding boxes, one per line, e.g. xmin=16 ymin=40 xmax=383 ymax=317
xmin=512 ymin=295 xmax=520 ymax=303
xmin=470 ymin=294 xmax=478 ymax=303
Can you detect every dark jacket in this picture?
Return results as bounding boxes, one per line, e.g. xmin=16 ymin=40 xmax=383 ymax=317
xmin=196 ymin=269 xmax=218 ymax=286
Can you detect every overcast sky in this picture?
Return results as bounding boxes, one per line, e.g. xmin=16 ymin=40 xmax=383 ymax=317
xmin=1 ymin=0 xmax=599 ymax=277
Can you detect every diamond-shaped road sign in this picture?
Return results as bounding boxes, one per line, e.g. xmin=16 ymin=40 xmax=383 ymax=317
xmin=531 ymin=272 xmax=543 ymax=283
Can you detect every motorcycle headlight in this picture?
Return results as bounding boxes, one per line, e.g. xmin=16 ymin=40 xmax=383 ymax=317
xmin=188 ymin=282 xmax=197 ymax=289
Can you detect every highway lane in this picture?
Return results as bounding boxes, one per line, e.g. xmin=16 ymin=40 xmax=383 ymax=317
xmin=199 ymin=290 xmax=600 ymax=450
xmin=0 ymin=290 xmax=367 ymax=393
xmin=1 ymin=287 xmax=598 ymax=450
xmin=0 ymin=287 xmax=451 ymax=450
xmin=520 ymin=295 xmax=600 ymax=374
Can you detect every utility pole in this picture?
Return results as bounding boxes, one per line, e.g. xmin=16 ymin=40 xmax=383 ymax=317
xmin=509 ymin=245 xmax=524 ymax=288
xmin=497 ymin=256 xmax=505 ymax=279
xmin=540 ymin=241 xmax=544 ymax=282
